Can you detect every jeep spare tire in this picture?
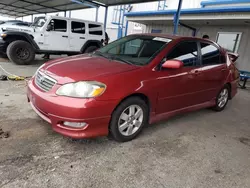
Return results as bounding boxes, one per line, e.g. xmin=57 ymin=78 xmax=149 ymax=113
xmin=7 ymin=40 xmax=35 ymax=65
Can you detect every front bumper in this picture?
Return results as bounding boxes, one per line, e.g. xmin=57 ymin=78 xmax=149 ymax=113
xmin=0 ymin=39 xmax=8 ymax=55
xmin=27 ymin=78 xmax=118 ymax=139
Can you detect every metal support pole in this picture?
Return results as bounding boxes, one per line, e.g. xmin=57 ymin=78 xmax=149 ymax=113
xmin=117 ymin=6 xmax=122 ymax=39
xmin=125 ymin=20 xmax=129 ymax=36
xmin=64 ymin=11 xmax=66 ymax=17
xmin=69 ymin=11 xmax=71 ymax=18
xmin=173 ymin=0 xmax=183 ymax=35
xmin=104 ymin=7 xmax=108 ymax=31
xmin=95 ymin=7 xmax=99 ymax=22
xmin=121 ymin=5 xmax=126 ymax=38
xmin=158 ymin=0 xmax=161 ymax=10
xmin=31 ymin=14 xmax=33 ymax=22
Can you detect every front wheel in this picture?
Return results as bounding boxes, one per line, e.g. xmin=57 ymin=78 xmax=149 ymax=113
xmin=7 ymin=40 xmax=35 ymax=65
xmin=212 ymin=85 xmax=230 ymax=111
xmin=109 ymin=97 xmax=149 ymax=142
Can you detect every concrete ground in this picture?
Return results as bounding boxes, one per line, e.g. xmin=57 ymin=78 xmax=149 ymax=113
xmin=0 ymin=58 xmax=250 ymax=188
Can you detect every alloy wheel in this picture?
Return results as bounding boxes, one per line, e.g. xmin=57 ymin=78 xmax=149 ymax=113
xmin=16 ymin=48 xmax=30 ymax=60
xmin=218 ymin=88 xmax=229 ymax=108
xmin=118 ymin=105 xmax=144 ymax=136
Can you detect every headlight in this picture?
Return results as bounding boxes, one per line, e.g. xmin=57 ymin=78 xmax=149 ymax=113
xmin=0 ymin=33 xmax=7 ymax=38
xmin=56 ymin=81 xmax=106 ymax=98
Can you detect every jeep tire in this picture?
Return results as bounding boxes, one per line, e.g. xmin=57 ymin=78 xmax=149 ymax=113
xmin=84 ymin=46 xmax=98 ymax=53
xmin=7 ymin=40 xmax=35 ymax=65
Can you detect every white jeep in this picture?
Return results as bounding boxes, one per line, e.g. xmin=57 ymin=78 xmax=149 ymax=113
xmin=0 ymin=15 xmax=105 ymax=65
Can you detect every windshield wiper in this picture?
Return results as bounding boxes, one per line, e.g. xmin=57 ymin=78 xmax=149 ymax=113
xmin=111 ymin=56 xmax=134 ymax=65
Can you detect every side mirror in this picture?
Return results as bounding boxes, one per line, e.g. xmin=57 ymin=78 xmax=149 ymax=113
xmin=162 ymin=60 xmax=183 ymax=69
xmin=46 ymin=24 xmax=52 ymax=31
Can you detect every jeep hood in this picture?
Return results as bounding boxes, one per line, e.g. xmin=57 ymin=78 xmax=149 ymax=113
xmin=0 ymin=25 xmax=33 ymax=33
xmin=42 ymin=54 xmax=139 ymax=84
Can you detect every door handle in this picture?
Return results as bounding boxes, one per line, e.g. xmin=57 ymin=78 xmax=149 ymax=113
xmin=221 ymin=68 xmax=227 ymax=72
xmin=79 ymin=37 xmax=85 ymax=39
xmin=62 ymin=36 xmax=68 ymax=38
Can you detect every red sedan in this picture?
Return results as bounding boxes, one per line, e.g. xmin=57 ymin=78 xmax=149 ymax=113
xmin=27 ymin=34 xmax=238 ymax=142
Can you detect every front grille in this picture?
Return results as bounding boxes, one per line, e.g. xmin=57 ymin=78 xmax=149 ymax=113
xmin=35 ymin=71 xmax=56 ymax=92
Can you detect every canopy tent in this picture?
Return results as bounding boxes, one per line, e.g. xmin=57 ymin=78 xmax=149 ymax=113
xmin=0 ymin=0 xmax=183 ymax=35
xmin=0 ymin=0 xmax=157 ymax=18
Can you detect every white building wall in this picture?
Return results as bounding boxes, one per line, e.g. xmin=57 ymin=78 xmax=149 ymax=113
xmin=144 ymin=24 xmax=193 ymax=35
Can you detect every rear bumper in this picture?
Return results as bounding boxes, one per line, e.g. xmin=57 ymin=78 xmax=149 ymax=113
xmin=27 ymin=78 xmax=119 ymax=139
xmin=230 ymin=80 xmax=238 ymax=99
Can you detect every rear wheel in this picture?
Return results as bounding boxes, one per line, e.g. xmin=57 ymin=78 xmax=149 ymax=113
xmin=7 ymin=40 xmax=35 ymax=65
xmin=212 ymin=85 xmax=230 ymax=111
xmin=109 ymin=97 xmax=149 ymax=142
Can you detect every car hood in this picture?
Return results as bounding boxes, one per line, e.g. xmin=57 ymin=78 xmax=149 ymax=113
xmin=42 ymin=54 xmax=139 ymax=84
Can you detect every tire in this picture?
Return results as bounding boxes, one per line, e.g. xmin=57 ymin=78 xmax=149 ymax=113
xmin=109 ymin=97 xmax=149 ymax=142
xmin=7 ymin=40 xmax=35 ymax=65
xmin=84 ymin=46 xmax=98 ymax=53
xmin=212 ymin=85 xmax=230 ymax=111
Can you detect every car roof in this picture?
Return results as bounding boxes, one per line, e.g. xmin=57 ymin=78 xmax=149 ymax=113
xmin=130 ymin=33 xmax=215 ymax=43
xmin=45 ymin=15 xmax=104 ymax=26
xmin=132 ymin=33 xmax=180 ymax=40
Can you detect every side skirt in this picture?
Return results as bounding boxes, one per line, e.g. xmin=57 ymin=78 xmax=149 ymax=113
xmin=149 ymin=100 xmax=216 ymax=124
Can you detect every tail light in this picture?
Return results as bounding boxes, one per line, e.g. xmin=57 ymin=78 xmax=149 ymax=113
xmin=228 ymin=52 xmax=239 ymax=63
xmin=228 ymin=52 xmax=240 ymax=80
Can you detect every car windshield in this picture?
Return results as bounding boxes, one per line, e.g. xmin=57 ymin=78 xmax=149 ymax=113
xmin=96 ymin=35 xmax=172 ymax=66
xmin=31 ymin=17 xmax=46 ymax=27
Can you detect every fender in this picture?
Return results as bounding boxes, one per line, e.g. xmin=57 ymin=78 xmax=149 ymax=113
xmin=2 ymin=31 xmax=40 ymax=50
xmin=80 ymin=40 xmax=103 ymax=53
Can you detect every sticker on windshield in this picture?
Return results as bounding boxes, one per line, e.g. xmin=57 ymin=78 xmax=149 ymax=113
xmin=153 ymin=37 xmax=172 ymax=43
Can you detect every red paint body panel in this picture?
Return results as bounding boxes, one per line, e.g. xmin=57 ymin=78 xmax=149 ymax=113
xmin=27 ymin=34 xmax=238 ymax=139
xmin=27 ymin=79 xmax=119 ymax=138
xmin=42 ymin=54 xmax=139 ymax=85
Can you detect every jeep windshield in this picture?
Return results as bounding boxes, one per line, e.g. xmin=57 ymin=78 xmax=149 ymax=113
xmin=96 ymin=35 xmax=172 ymax=66
xmin=31 ymin=17 xmax=46 ymax=27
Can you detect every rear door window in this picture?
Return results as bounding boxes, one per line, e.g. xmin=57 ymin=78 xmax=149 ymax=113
xmin=71 ymin=21 xmax=86 ymax=34
xmin=200 ymin=42 xmax=221 ymax=65
xmin=89 ymin=24 xmax=103 ymax=35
